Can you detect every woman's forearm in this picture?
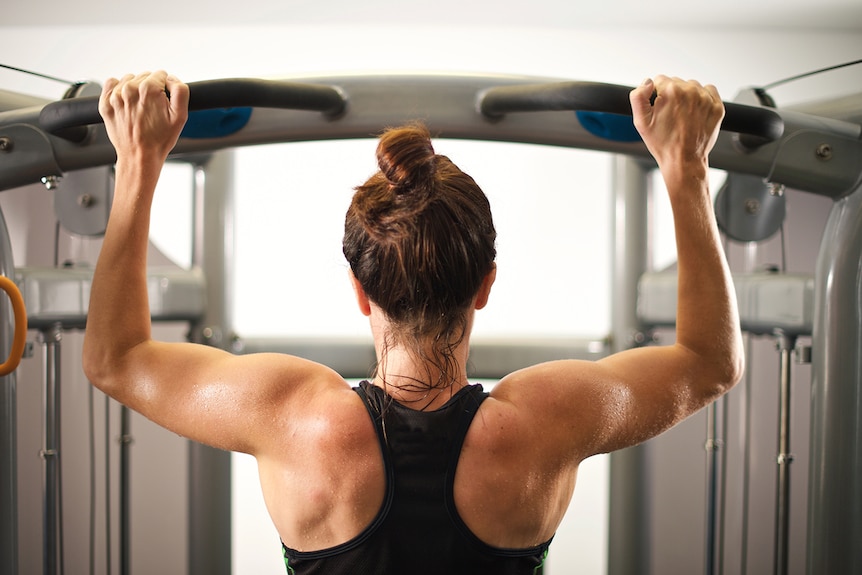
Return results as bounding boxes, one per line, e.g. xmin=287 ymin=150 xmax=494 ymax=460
xmin=82 ymin=72 xmax=189 ymax=392
xmin=82 ymin=159 xmax=161 ymax=389
xmin=664 ymin=163 xmax=744 ymax=384
xmin=630 ymin=76 xmax=744 ymax=388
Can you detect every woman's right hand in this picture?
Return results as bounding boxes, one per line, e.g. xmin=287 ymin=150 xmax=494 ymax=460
xmin=98 ymin=70 xmax=189 ymax=163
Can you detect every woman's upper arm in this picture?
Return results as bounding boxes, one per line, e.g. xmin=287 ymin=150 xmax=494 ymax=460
xmin=90 ymin=339 xmax=344 ymax=455
xmin=495 ymin=343 xmax=736 ymax=462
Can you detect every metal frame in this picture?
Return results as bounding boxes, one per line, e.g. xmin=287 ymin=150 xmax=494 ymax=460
xmin=0 ymin=206 xmax=18 ymax=575
xmin=0 ymin=73 xmax=860 ymax=575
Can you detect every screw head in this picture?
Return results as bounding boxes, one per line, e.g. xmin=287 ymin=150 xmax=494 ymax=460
xmin=0 ymin=137 xmax=12 ymax=152
xmin=745 ymin=199 xmax=761 ymax=214
xmin=815 ymin=143 xmax=833 ymax=161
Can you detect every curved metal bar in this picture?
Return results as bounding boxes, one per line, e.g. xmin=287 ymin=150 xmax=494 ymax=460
xmin=1 ymin=74 xmax=859 ymax=197
xmin=39 ymin=78 xmax=348 ymax=140
xmin=478 ymin=81 xmax=785 ymax=143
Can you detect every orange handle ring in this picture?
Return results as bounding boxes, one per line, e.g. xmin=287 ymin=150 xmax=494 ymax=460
xmin=0 ymin=275 xmax=26 ymax=377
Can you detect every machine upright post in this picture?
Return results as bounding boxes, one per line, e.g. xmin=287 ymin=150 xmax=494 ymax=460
xmin=187 ymin=152 xmax=234 ymax=575
xmin=120 ymin=405 xmax=131 ymax=575
xmin=0 ymin=206 xmax=18 ymax=575
xmin=807 ymin=184 xmax=862 ymax=575
xmin=608 ymin=155 xmax=652 ymax=575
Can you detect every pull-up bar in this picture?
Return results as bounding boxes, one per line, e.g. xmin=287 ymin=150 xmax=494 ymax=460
xmin=39 ymin=78 xmax=348 ymax=141
xmin=1 ymin=74 xmax=859 ymax=197
xmin=478 ymin=81 xmax=785 ymax=144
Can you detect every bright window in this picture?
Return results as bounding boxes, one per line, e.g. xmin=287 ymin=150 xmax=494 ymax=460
xmin=232 ymin=139 xmax=613 ymax=340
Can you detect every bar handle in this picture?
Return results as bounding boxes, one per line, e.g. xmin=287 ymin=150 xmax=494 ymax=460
xmin=39 ymin=78 xmax=347 ymax=142
xmin=479 ymin=81 xmax=784 ymax=144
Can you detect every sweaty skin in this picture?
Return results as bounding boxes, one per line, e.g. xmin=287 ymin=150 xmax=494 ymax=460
xmin=83 ymin=72 xmax=743 ymax=552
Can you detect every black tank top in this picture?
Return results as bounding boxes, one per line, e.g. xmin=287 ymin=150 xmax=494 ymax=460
xmin=281 ymin=381 xmax=552 ymax=574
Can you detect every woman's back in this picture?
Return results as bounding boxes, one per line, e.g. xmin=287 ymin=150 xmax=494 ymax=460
xmin=272 ymin=378 xmax=563 ymax=573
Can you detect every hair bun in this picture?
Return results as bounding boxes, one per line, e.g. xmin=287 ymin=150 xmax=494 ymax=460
xmin=376 ymin=123 xmax=436 ymax=193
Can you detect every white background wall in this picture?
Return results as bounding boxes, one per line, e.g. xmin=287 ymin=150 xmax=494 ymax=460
xmin=2 ymin=7 xmax=861 ymax=575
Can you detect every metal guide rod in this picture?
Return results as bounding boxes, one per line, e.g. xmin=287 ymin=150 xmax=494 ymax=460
xmin=704 ymin=396 xmax=728 ymax=575
xmin=41 ymin=323 xmax=63 ymax=575
xmin=120 ymin=405 xmax=131 ymax=575
xmin=774 ymin=334 xmax=795 ymax=575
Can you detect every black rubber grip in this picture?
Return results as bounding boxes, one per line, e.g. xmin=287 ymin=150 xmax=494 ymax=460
xmin=479 ymin=81 xmax=784 ymax=143
xmin=39 ymin=78 xmax=347 ymax=141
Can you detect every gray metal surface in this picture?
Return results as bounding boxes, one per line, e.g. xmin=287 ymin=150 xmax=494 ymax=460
xmin=15 ymin=266 xmax=207 ymax=330
xmin=638 ymin=271 xmax=816 ymax=336
xmin=607 ymin=157 xmax=651 ymax=575
xmin=51 ymin=166 xmax=113 ymax=237
xmin=0 ymin=206 xmax=17 ymax=575
xmin=187 ymin=152 xmax=234 ymax=575
xmin=236 ymin=336 xmax=607 ymax=380
xmin=807 ymin=181 xmax=862 ymax=575
xmin=0 ymin=89 xmax=49 ymax=113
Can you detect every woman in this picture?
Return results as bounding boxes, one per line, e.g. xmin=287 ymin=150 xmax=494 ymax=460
xmin=83 ymin=71 xmax=743 ymax=573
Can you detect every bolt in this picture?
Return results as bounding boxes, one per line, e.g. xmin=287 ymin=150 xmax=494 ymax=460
xmin=77 ymin=193 xmax=94 ymax=208
xmin=815 ymin=143 xmax=833 ymax=161
xmin=745 ymin=199 xmax=761 ymax=214
xmin=769 ymin=183 xmax=785 ymax=197
xmin=41 ymin=175 xmax=60 ymax=190
xmin=705 ymin=439 xmax=724 ymax=452
xmin=0 ymin=137 xmax=12 ymax=152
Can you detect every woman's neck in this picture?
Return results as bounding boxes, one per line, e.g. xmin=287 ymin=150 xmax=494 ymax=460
xmin=370 ymin=330 xmax=473 ymax=410
xmin=372 ymin=344 xmax=470 ymax=410
xmin=367 ymin=303 xmax=476 ymax=410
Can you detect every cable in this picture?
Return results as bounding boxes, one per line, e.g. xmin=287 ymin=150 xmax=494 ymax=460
xmin=54 ymin=221 xmax=61 ymax=269
xmin=779 ymin=223 xmax=787 ymax=273
xmin=0 ymin=63 xmax=79 ymax=86
xmin=58 ymin=413 xmax=66 ymax=575
xmin=759 ymin=58 xmax=862 ymax=90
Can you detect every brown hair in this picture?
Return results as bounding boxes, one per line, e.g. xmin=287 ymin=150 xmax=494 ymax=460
xmin=343 ymin=122 xmax=497 ymax=393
